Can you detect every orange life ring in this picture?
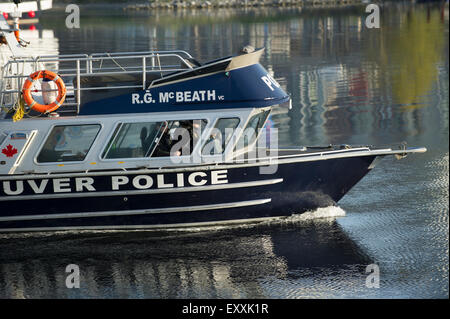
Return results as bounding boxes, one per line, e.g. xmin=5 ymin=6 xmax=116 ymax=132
xmin=22 ymin=70 xmax=66 ymax=113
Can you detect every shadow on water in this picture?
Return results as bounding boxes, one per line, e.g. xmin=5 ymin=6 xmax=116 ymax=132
xmin=0 ymin=216 xmax=373 ymax=298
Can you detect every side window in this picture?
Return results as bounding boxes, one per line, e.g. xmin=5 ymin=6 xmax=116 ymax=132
xmin=37 ymin=124 xmax=100 ymax=163
xmin=103 ymin=122 xmax=167 ymax=159
xmin=0 ymin=131 xmax=7 ymax=146
xmin=202 ymin=118 xmax=240 ymax=155
xmin=152 ymin=119 xmax=207 ymax=157
xmin=235 ymin=110 xmax=270 ymax=152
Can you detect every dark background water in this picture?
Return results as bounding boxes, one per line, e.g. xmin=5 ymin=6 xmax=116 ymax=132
xmin=0 ymin=2 xmax=448 ymax=298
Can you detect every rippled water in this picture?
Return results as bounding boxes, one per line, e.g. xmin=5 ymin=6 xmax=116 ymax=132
xmin=0 ymin=2 xmax=448 ymax=298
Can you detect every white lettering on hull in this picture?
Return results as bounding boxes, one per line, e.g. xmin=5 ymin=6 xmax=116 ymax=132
xmin=261 ymin=73 xmax=281 ymax=91
xmin=112 ymin=176 xmax=129 ymax=190
xmin=188 ymin=172 xmax=207 ymax=186
xmin=132 ymin=90 xmax=218 ymax=104
xmin=2 ymin=178 xmax=97 ymax=196
xmin=3 ymin=180 xmax=24 ymax=195
xmin=0 ymin=170 xmax=229 ymax=196
xmin=53 ymin=178 xmax=71 ymax=193
xmin=75 ymin=177 xmax=95 ymax=192
xmin=27 ymin=179 xmax=49 ymax=194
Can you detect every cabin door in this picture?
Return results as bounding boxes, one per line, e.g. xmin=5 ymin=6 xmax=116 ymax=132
xmin=0 ymin=130 xmax=37 ymax=174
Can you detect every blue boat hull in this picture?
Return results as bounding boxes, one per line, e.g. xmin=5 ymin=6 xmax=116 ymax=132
xmin=0 ymin=155 xmax=377 ymax=231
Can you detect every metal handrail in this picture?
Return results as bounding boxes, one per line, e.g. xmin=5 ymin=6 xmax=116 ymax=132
xmin=89 ymin=50 xmax=193 ymax=58
xmin=1 ymin=68 xmax=184 ymax=79
xmin=12 ymin=54 xmax=191 ymax=67
xmin=0 ymin=50 xmax=195 ymax=115
xmin=11 ymin=50 xmax=192 ymax=60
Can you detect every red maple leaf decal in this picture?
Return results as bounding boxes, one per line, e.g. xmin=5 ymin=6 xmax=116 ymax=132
xmin=2 ymin=144 xmax=18 ymax=158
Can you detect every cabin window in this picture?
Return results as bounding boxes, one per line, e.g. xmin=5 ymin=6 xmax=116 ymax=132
xmin=234 ymin=110 xmax=270 ymax=152
xmin=0 ymin=131 xmax=7 ymax=146
xmin=37 ymin=124 xmax=101 ymax=163
xmin=202 ymin=118 xmax=240 ymax=155
xmin=103 ymin=122 xmax=167 ymax=159
xmin=152 ymin=119 xmax=207 ymax=157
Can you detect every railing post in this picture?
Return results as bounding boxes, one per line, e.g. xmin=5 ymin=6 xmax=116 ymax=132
xmin=76 ymin=59 xmax=81 ymax=114
xmin=88 ymin=54 xmax=93 ymax=73
xmin=0 ymin=64 xmax=4 ymax=108
xmin=16 ymin=62 xmax=21 ymax=105
xmin=142 ymin=56 xmax=146 ymax=90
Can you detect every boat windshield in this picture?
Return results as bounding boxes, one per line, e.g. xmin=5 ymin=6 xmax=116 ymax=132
xmin=152 ymin=119 xmax=208 ymax=157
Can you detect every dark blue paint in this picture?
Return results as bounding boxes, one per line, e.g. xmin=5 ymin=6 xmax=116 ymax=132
xmin=0 ymin=155 xmax=377 ymax=231
xmin=78 ymin=64 xmax=290 ymax=115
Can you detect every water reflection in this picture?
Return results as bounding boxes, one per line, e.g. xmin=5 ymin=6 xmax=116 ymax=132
xmin=0 ymin=218 xmax=372 ymax=298
xmin=365 ymin=4 xmax=446 ymax=108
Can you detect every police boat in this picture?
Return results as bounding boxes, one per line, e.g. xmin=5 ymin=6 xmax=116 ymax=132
xmin=0 ymin=12 xmax=426 ymax=232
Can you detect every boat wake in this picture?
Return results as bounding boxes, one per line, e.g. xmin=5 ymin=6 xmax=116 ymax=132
xmin=0 ymin=206 xmax=346 ymax=239
xmin=285 ymin=205 xmax=346 ymax=221
xmin=163 ymin=205 xmax=347 ymax=233
xmin=246 ymin=205 xmax=347 ymax=228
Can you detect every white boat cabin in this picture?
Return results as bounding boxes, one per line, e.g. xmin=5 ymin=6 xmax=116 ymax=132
xmin=0 ymin=106 xmax=272 ymax=175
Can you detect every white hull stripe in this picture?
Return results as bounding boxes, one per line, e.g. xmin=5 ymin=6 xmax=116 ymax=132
xmin=0 ymin=178 xmax=283 ymax=202
xmin=0 ymin=198 xmax=271 ymax=222
xmin=0 ymin=214 xmax=281 ymax=233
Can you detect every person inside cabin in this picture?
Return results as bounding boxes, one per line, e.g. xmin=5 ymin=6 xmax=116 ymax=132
xmin=178 ymin=120 xmax=197 ymax=153
xmin=178 ymin=120 xmax=204 ymax=155
xmin=191 ymin=121 xmax=203 ymax=141
xmin=152 ymin=120 xmax=203 ymax=157
xmin=152 ymin=122 xmax=182 ymax=157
